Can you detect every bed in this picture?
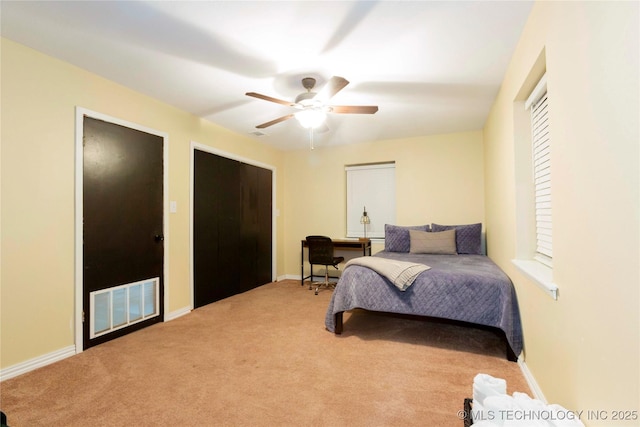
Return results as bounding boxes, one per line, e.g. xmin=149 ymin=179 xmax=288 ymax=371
xmin=324 ymin=223 xmax=524 ymax=361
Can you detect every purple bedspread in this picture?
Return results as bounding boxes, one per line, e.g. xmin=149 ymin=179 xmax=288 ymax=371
xmin=325 ymin=251 xmax=523 ymax=356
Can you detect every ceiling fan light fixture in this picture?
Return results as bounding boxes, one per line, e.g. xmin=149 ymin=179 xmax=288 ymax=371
xmin=246 ymin=75 xmax=378 ymax=130
xmin=295 ymin=109 xmax=326 ymax=129
xmin=294 ymin=91 xmax=317 ymax=105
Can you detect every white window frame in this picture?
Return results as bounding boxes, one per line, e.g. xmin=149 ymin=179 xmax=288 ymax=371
xmin=526 ymin=74 xmax=553 ymax=267
xmin=345 ymin=163 xmax=396 ymax=239
xmin=513 ymin=73 xmax=558 ymax=299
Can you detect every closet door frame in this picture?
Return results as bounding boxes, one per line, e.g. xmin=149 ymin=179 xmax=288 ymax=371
xmin=189 ymin=141 xmax=277 ymax=309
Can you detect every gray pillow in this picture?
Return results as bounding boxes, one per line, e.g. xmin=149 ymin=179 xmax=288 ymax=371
xmin=384 ymin=224 xmax=430 ymax=252
xmin=431 ymin=223 xmax=482 ymax=254
xmin=409 ymin=229 xmax=457 ymax=255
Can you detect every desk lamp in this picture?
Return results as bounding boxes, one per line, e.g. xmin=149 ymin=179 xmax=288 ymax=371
xmin=360 ymin=206 xmax=370 ymax=241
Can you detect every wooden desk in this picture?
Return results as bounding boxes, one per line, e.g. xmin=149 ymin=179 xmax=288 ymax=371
xmin=300 ymin=238 xmax=372 ymax=286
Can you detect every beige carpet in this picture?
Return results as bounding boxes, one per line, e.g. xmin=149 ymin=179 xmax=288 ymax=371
xmin=0 ymin=280 xmax=530 ymax=426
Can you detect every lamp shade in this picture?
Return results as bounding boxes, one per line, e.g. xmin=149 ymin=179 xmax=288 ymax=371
xmin=295 ymin=109 xmax=326 ymax=129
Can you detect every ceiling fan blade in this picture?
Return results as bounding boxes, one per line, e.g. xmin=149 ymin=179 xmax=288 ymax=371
xmin=330 ymin=105 xmax=379 ymax=114
xmin=314 ymin=76 xmax=350 ymax=102
xmin=256 ymin=114 xmax=294 ymax=129
xmin=246 ymin=92 xmax=294 ymax=107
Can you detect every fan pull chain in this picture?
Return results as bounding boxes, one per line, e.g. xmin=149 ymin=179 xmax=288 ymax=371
xmin=309 ymin=128 xmax=315 ymax=150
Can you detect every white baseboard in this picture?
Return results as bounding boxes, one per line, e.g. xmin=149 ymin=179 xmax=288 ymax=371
xmin=518 ymin=358 xmax=548 ymax=403
xmin=277 ymin=274 xmax=300 ymax=281
xmin=165 ymin=306 xmax=191 ymax=321
xmin=1 ymin=307 xmax=191 ymax=382
xmin=0 ymin=345 xmax=76 ymax=382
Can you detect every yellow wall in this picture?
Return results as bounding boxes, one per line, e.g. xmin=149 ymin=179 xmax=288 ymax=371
xmin=484 ymin=0 xmax=639 ymax=418
xmin=282 ymin=131 xmax=486 ymax=275
xmin=0 ymin=38 xmax=285 ymax=367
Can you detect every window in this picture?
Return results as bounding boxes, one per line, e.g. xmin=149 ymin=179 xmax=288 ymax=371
xmin=526 ymin=74 xmax=553 ymax=266
xmin=513 ymin=72 xmax=557 ymax=299
xmin=346 ymin=163 xmax=396 ymax=239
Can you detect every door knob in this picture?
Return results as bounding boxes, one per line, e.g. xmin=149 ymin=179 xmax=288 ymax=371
xmin=154 ymin=234 xmax=164 ymax=242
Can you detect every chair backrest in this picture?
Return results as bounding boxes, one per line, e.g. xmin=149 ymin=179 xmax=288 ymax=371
xmin=306 ymin=235 xmax=336 ymax=265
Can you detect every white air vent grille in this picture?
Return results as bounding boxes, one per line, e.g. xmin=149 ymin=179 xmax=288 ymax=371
xmin=90 ymin=278 xmax=159 ymax=338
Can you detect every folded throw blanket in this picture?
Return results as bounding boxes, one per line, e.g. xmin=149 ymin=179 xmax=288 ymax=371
xmin=345 ymin=256 xmax=431 ymax=291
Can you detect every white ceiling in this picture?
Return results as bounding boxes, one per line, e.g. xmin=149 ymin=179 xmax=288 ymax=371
xmin=1 ymin=1 xmax=533 ymax=151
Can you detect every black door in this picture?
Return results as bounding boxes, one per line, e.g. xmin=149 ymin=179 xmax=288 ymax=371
xmin=243 ymin=164 xmax=273 ymax=290
xmin=193 ymin=150 xmax=272 ymax=308
xmin=194 ymin=151 xmax=240 ymax=305
xmin=83 ymin=117 xmax=164 ymax=349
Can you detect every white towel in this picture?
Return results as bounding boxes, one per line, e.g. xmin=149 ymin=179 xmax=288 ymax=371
xmin=484 ymin=394 xmax=519 ymax=426
xmin=503 ymin=392 xmax=552 ymax=427
xmin=473 ymin=374 xmax=507 ymax=406
xmin=467 ymin=377 xmax=585 ymax=427
xmin=472 ymin=374 xmax=508 ymax=425
xmin=472 ymin=421 xmax=500 ymax=427
xmin=472 ymin=400 xmax=491 ymax=424
xmin=503 ymin=420 xmax=552 ymax=427
xmin=547 ymin=404 xmax=585 ymax=427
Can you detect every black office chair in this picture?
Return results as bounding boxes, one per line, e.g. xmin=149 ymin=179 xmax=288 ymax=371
xmin=306 ymin=236 xmax=344 ymax=295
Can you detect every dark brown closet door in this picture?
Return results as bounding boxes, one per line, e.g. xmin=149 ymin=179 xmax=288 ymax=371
xmin=194 ymin=151 xmax=240 ymax=306
xmin=256 ymin=167 xmax=273 ymax=286
xmin=239 ymin=163 xmax=258 ymax=293
xmin=193 ymin=150 xmax=272 ymax=308
xmin=240 ymin=164 xmax=272 ymax=290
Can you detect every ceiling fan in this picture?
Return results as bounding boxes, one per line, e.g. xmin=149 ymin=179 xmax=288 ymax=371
xmin=246 ymin=76 xmax=378 ymax=130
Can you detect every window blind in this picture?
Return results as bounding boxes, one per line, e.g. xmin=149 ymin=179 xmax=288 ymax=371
xmin=346 ymin=163 xmax=396 ymax=238
xmin=528 ymin=75 xmax=552 ymax=262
